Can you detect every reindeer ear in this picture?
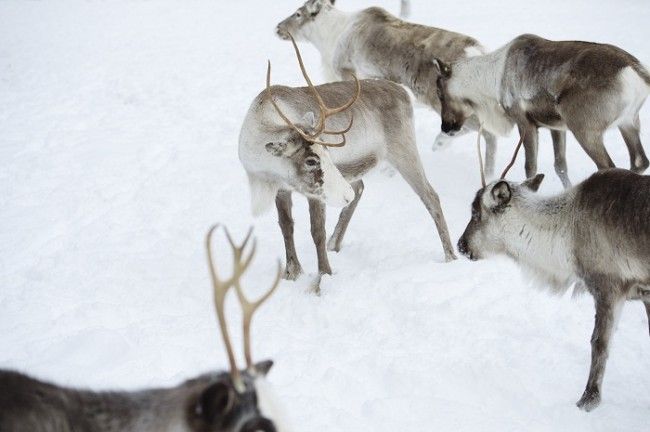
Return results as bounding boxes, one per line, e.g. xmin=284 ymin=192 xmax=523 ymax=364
xmin=521 ymin=174 xmax=545 ymax=192
xmin=254 ymin=359 xmax=274 ymax=377
xmin=491 ymin=181 xmax=511 ymax=206
xmin=433 ymin=58 xmax=451 ymax=78
xmin=197 ymin=382 xmax=234 ymax=425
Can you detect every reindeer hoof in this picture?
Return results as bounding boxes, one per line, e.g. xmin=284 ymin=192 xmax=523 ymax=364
xmin=444 ymin=251 xmax=458 ymax=262
xmin=576 ymin=390 xmax=601 ymax=412
xmin=284 ymin=261 xmax=303 ymax=281
xmin=326 ymin=236 xmax=341 ymax=252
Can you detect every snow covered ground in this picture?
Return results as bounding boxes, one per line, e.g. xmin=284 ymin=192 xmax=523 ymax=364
xmin=1 ymin=0 xmax=649 ymax=430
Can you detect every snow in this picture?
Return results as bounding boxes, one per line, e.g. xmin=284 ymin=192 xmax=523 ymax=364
xmin=1 ymin=0 xmax=649 ymax=430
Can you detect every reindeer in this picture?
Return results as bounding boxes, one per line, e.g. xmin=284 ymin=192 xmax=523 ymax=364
xmin=239 ymin=35 xmax=456 ymax=291
xmin=435 ymin=33 xmax=650 ymax=188
xmin=457 ymin=140 xmax=650 ymax=411
xmin=0 ymin=226 xmax=287 ymax=432
xmin=275 ymin=0 xmax=500 ymax=177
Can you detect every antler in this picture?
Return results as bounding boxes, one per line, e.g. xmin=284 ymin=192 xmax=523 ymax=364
xmin=476 ymin=125 xmax=486 ymax=187
xmin=224 ymin=230 xmax=283 ymax=369
xmin=499 ymin=131 xmax=526 ymax=179
xmin=266 ymin=33 xmax=361 ymax=147
xmin=205 ymin=225 xmax=283 ymax=391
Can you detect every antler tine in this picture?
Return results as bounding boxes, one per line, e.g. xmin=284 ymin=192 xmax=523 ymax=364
xmin=288 ymin=33 xmax=360 ymax=137
xmin=266 ymin=60 xmax=316 ymax=142
xmin=476 ymin=125 xmax=486 ymax=187
xmin=224 ymin=227 xmax=257 ymax=278
xmin=205 ymin=224 xmax=243 ymax=389
xmin=234 ymin=259 xmax=283 ymax=369
xmin=500 ymin=131 xmax=526 ymax=180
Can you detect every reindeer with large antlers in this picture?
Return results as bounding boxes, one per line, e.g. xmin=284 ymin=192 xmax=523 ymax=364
xmin=458 ymin=138 xmax=650 ymax=411
xmin=0 ymin=225 xmax=287 ymax=432
xmin=239 ymin=35 xmax=456 ymax=290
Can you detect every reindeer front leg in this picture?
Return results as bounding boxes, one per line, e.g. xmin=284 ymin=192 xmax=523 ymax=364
xmin=308 ymin=198 xmax=332 ymax=277
xmin=577 ymin=292 xmax=624 ymax=411
xmin=275 ymin=191 xmax=303 ymax=280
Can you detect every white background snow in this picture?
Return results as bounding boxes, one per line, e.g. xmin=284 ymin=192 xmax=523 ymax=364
xmin=1 ymin=0 xmax=649 ymax=430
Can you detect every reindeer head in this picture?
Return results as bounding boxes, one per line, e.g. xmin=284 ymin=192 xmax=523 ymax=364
xmin=263 ymin=33 xmax=359 ymax=208
xmin=457 ymin=175 xmax=545 ymax=260
xmin=434 ymin=59 xmax=473 ymax=136
xmin=193 ymin=225 xmax=283 ymax=432
xmin=276 ymin=0 xmax=336 ymax=41
xmin=458 ymin=134 xmax=544 ymax=260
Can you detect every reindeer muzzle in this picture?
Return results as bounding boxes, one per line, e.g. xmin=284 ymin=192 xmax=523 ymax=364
xmin=457 ymin=236 xmax=476 ymax=261
xmin=441 ymin=121 xmax=461 ymax=135
xmin=241 ymin=417 xmax=277 ymax=432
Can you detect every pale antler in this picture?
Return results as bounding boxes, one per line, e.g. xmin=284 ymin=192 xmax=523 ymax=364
xmin=500 ymin=131 xmax=526 ymax=179
xmin=206 ymin=225 xmax=283 ymax=390
xmin=265 ymin=33 xmax=361 ymax=147
xmin=476 ymin=125 xmax=486 ymax=187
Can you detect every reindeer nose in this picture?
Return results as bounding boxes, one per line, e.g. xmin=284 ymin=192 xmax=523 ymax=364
xmin=441 ymin=121 xmax=460 ymax=134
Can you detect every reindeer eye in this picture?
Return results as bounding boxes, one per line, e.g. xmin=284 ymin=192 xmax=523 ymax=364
xmin=295 ymin=11 xmax=301 ymax=18
xmin=305 ymin=157 xmax=319 ymax=167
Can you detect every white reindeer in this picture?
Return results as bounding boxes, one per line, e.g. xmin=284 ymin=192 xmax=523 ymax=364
xmin=238 ymin=36 xmax=456 ymax=290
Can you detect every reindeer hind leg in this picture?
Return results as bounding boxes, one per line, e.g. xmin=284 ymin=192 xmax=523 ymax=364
xmin=388 ymin=144 xmax=456 ymax=261
xmin=619 ymin=114 xmax=649 ymax=173
xmin=327 ymin=180 xmax=364 ymax=252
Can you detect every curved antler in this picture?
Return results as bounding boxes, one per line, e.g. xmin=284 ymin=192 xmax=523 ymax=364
xmin=265 ymin=33 xmax=361 ymax=147
xmin=206 ymin=225 xmax=283 ymax=390
xmin=500 ymin=131 xmax=526 ymax=179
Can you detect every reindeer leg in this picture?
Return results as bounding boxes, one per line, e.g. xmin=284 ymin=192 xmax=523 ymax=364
xmin=327 ymin=180 xmax=364 ymax=252
xmin=551 ymin=130 xmax=571 ymax=188
xmin=388 ymin=149 xmax=456 ymax=261
xmin=308 ymin=198 xmax=332 ymax=276
xmin=577 ymin=292 xmax=625 ymax=412
xmin=518 ymin=123 xmax=539 ymax=178
xmin=571 ymin=129 xmax=615 ymax=171
xmin=275 ymin=190 xmax=303 ymax=280
xmin=619 ymin=115 xmax=649 ymax=173
xmin=482 ymin=130 xmax=497 ymax=180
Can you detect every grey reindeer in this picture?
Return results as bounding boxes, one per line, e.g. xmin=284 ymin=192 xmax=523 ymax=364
xmin=435 ymin=33 xmax=650 ymax=188
xmin=457 ymin=142 xmax=650 ymax=411
xmin=275 ymin=0 xmax=500 ymax=177
xmin=239 ymin=35 xmax=456 ymax=292
xmin=0 ymin=226 xmax=287 ymax=432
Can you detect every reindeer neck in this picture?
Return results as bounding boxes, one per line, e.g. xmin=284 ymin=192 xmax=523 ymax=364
xmin=304 ymin=8 xmax=352 ymax=66
xmin=501 ymin=190 xmax=577 ymax=291
xmin=455 ymin=46 xmax=513 ymax=135
xmin=72 ymin=385 xmax=192 ymax=431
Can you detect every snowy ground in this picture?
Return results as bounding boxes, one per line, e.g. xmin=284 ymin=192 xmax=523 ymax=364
xmin=1 ymin=0 xmax=649 ymax=430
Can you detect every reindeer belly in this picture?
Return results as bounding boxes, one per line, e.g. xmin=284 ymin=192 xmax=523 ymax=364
xmin=335 ymin=154 xmax=379 ymax=180
xmin=519 ymin=93 xmax=566 ymax=129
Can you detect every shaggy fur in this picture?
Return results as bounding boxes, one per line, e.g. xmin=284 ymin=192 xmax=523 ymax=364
xmin=458 ymin=169 xmax=650 ymax=411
